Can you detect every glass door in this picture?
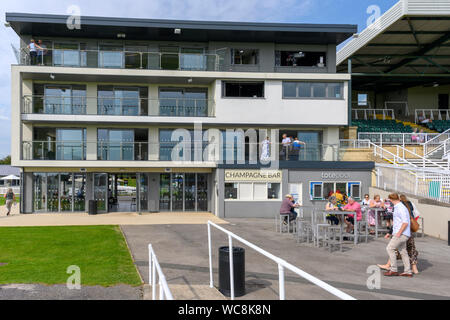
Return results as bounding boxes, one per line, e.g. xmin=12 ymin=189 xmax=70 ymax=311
xmin=47 ymin=173 xmax=59 ymax=212
xmin=180 ymin=48 xmax=205 ymax=70
xmin=138 ymin=173 xmax=148 ymax=212
xmin=59 ymin=173 xmax=73 ymax=212
xmin=184 ymin=173 xmax=196 ymax=211
xmin=74 ymin=174 xmax=86 ymax=211
xmin=197 ymin=174 xmax=208 ymax=211
xmin=160 ymin=46 xmax=179 ymax=70
xmin=94 ymin=173 xmax=108 ymax=213
xmin=44 ymin=85 xmax=71 ymax=114
xmin=115 ymin=88 xmax=140 ymax=116
xmin=171 ymin=173 xmax=184 ymax=211
xmin=159 ymin=173 xmax=171 ymax=211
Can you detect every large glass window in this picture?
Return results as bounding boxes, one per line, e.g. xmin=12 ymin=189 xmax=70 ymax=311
xmin=223 ymin=82 xmax=264 ymax=98
xmin=232 ymin=49 xmax=259 ymax=65
xmin=98 ymin=86 xmax=146 ymax=116
xmin=41 ymin=85 xmax=86 ymax=114
xmin=99 ymin=44 xmax=124 ymax=68
xmin=159 ymin=88 xmax=208 ymax=117
xmin=275 ymin=51 xmax=326 ymax=67
xmin=56 ymin=129 xmax=86 ymax=160
xmin=53 ymin=43 xmax=81 ymax=67
xmin=283 ymin=82 xmax=343 ymax=99
xmin=180 ymin=48 xmax=206 ymax=71
xmin=97 ymin=129 xmax=134 ymax=160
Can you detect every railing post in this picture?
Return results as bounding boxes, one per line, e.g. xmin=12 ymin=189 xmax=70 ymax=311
xmin=208 ymin=223 xmax=213 ymax=288
xmin=159 ymin=279 xmax=164 ymax=300
xmin=228 ymin=235 xmax=235 ymax=301
xmin=152 ymin=256 xmax=156 ymax=300
xmin=278 ymin=264 xmax=286 ymax=300
xmin=148 ymin=245 xmax=152 ymax=284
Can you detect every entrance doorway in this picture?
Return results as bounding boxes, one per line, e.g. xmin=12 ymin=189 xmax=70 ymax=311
xmin=93 ymin=173 xmax=149 ymax=213
xmin=159 ymin=173 xmax=209 ymax=211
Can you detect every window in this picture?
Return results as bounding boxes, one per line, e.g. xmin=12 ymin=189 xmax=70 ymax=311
xmin=225 ymin=183 xmax=238 ymax=199
xmin=224 ymin=182 xmax=281 ymax=200
xmin=275 ymin=51 xmax=326 ymax=67
xmin=232 ymin=49 xmax=258 ymax=65
xmin=309 ymin=181 xmax=361 ymax=200
xmin=283 ymin=82 xmax=343 ymax=99
xmin=358 ymin=93 xmax=368 ymax=106
xmin=223 ymin=82 xmax=264 ymax=98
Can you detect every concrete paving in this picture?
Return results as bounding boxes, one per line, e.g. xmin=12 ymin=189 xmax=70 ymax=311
xmin=121 ymin=219 xmax=450 ymax=300
xmin=0 ymin=283 xmax=142 ymax=300
xmin=0 ymin=205 xmax=227 ymax=227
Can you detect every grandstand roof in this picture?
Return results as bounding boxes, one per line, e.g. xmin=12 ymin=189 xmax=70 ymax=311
xmin=337 ymin=0 xmax=450 ymax=91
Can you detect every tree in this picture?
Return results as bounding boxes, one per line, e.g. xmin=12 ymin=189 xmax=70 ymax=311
xmin=0 ymin=155 xmax=11 ymax=165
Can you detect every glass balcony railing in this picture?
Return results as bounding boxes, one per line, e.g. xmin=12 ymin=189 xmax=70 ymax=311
xmin=22 ymin=95 xmax=215 ymax=117
xmin=21 ymin=141 xmax=340 ymax=162
xmin=21 ymin=48 xmax=220 ymax=71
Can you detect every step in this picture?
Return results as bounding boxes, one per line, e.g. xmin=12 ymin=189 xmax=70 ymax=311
xmin=143 ymin=284 xmax=227 ymax=300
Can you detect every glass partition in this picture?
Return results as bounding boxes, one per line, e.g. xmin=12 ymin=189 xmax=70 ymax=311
xmin=99 ymin=44 xmax=124 ymax=68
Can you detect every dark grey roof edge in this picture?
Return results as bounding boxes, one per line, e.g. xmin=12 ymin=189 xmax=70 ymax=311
xmin=6 ymin=12 xmax=358 ymax=33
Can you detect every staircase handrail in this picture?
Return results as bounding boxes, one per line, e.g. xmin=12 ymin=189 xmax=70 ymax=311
xmin=369 ymin=141 xmax=417 ymax=168
xmin=395 ymin=145 xmax=449 ymax=171
xmin=424 ymin=128 xmax=450 ymax=156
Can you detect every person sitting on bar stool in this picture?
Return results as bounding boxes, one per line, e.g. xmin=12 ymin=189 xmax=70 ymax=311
xmin=280 ymin=194 xmax=299 ymax=226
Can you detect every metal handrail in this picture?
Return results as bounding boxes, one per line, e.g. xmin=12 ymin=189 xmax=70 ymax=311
xmin=353 ymin=108 xmax=395 ymax=120
xmin=207 ymin=221 xmax=355 ymax=300
xmin=21 ymin=48 xmax=220 ymax=71
xmin=148 ymin=244 xmax=174 ymax=300
xmin=22 ymin=95 xmax=215 ymax=117
xmin=395 ymin=145 xmax=449 ymax=171
xmin=358 ymin=132 xmax=439 ymax=148
xmin=370 ymin=141 xmax=417 ymax=167
xmin=424 ymin=128 xmax=450 ymax=156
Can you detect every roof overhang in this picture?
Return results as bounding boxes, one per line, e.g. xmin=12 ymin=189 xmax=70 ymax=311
xmin=6 ymin=12 xmax=357 ymax=45
xmin=336 ymin=0 xmax=450 ymax=91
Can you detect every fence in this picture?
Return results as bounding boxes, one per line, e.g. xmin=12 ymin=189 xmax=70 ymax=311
xmin=375 ymin=163 xmax=450 ymax=204
xmin=358 ymin=132 xmax=439 ymax=147
xmin=415 ymin=109 xmax=450 ymax=123
xmin=424 ymin=129 xmax=450 ymax=156
xmin=0 ymin=187 xmax=20 ymax=195
xmin=353 ymin=108 xmax=395 ymax=120
xmin=148 ymin=244 xmax=174 ymax=300
xmin=207 ymin=221 xmax=356 ymax=300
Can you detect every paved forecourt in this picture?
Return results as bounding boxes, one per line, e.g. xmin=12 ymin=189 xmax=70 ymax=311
xmin=122 ymin=218 xmax=450 ymax=300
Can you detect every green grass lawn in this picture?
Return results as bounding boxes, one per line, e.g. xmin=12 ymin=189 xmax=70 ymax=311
xmin=0 ymin=225 xmax=142 ymax=286
xmin=0 ymin=197 xmax=20 ymax=206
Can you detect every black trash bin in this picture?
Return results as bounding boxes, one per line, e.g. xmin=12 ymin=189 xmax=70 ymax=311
xmin=88 ymin=200 xmax=97 ymax=215
xmin=218 ymin=246 xmax=245 ymax=297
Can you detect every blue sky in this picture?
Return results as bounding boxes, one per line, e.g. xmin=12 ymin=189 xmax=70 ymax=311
xmin=0 ymin=0 xmax=399 ymax=158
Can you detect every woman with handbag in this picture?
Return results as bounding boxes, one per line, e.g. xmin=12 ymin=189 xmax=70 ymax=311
xmin=377 ymin=195 xmax=420 ymax=274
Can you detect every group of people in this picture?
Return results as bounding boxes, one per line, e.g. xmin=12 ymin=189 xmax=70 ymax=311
xmin=259 ymin=134 xmax=307 ymax=162
xmin=280 ymin=190 xmax=420 ymax=277
xmin=28 ymin=39 xmax=48 ymax=65
xmin=280 ymin=134 xmax=306 ymax=161
xmin=411 ymin=128 xmax=426 ymax=143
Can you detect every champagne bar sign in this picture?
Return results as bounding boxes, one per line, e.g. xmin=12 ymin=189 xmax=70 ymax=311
xmin=224 ymin=170 xmax=282 ymax=182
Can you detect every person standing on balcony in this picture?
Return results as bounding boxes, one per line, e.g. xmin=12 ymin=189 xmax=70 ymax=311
xmin=260 ymin=137 xmax=271 ymax=162
xmin=292 ymin=137 xmax=306 ymax=161
xmin=383 ymin=193 xmax=413 ymax=277
xmin=37 ymin=40 xmax=47 ymax=66
xmin=281 ymin=134 xmax=291 ymax=160
xmin=27 ymin=39 xmax=38 ymax=65
xmin=4 ymin=188 xmax=16 ymax=216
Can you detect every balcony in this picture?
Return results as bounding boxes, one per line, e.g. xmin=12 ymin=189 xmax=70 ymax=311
xmin=21 ymin=141 xmax=340 ymax=163
xmin=22 ymin=95 xmax=215 ymax=117
xmin=21 ymin=49 xmax=220 ymax=71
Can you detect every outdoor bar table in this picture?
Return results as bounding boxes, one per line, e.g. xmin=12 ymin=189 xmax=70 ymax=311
xmin=319 ymin=210 xmax=359 ymax=246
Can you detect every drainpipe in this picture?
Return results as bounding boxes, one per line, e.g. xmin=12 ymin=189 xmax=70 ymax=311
xmin=348 ymin=58 xmax=352 ymax=127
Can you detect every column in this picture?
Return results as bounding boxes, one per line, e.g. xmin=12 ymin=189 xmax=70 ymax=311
xmin=148 ymin=127 xmax=159 ymax=160
xmin=86 ymin=126 xmax=97 ymax=160
xmin=86 ymin=83 xmax=97 ymax=115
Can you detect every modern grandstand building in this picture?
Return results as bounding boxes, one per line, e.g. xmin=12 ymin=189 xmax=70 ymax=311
xmin=7 ymin=0 xmax=450 ymax=218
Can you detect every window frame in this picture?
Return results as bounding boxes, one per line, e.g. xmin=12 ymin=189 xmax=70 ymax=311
xmin=282 ymin=81 xmax=344 ymax=100
xmin=231 ymin=49 xmax=260 ymax=65
xmin=224 ymin=182 xmax=282 ymax=201
xmin=309 ymin=181 xmax=362 ymax=201
xmin=222 ymin=81 xmax=265 ymax=99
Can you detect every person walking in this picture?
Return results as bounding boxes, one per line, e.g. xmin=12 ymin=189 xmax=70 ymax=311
xmin=377 ymin=195 xmax=420 ymax=274
xmin=383 ymin=193 xmax=413 ymax=277
xmin=4 ymin=188 xmax=16 ymax=216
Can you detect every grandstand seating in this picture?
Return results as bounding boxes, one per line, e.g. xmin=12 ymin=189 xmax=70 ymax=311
xmin=352 ymin=120 xmax=413 ymax=133
xmin=424 ymin=120 xmax=450 ymax=133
